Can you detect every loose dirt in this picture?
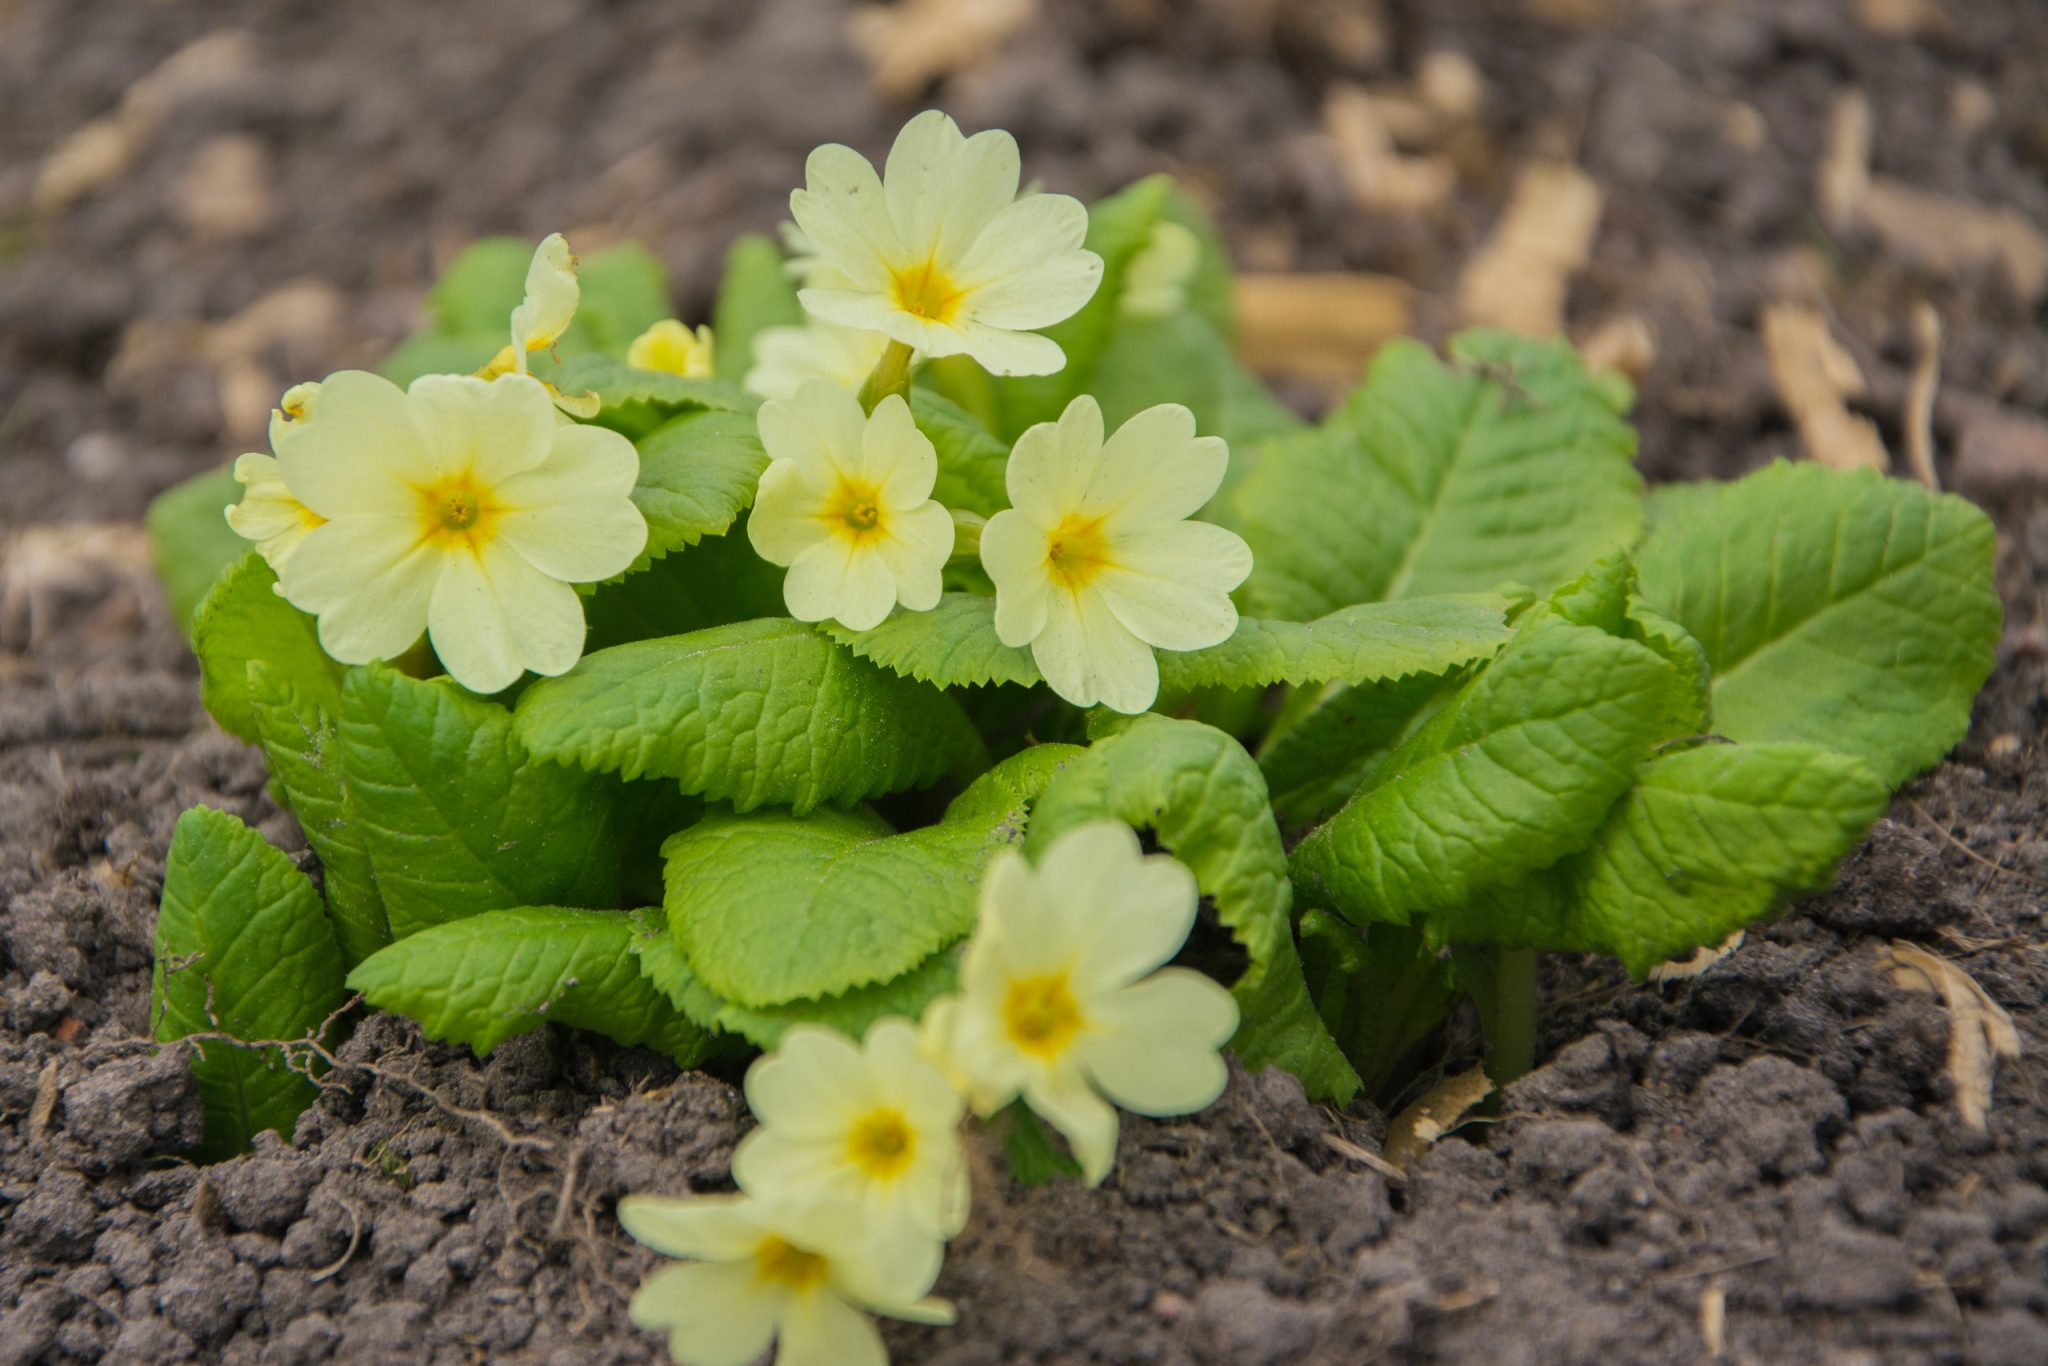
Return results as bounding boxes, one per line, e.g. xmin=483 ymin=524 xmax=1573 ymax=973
xmin=3 ymin=1 xmax=2046 ymax=1363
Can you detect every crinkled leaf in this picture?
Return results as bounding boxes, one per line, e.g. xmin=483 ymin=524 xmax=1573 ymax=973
xmin=346 ymin=906 xmax=710 ymax=1065
xmin=663 ymin=745 xmax=1081 ymax=1007
xmin=193 ymin=553 xmax=344 ymax=745
xmin=1260 ymin=670 xmax=1465 ymax=830
xmin=912 ymin=388 xmax=1011 ymax=517
xmin=1236 ymin=331 xmax=1642 ymax=620
xmin=614 ymin=407 xmax=770 ymax=578
xmin=338 ymin=665 xmax=624 ymax=939
xmin=1025 ymin=715 xmax=1359 ymax=1103
xmin=548 ymin=352 xmax=757 ymax=416
xmin=1445 ymin=743 xmax=1889 ymax=973
xmin=824 ymin=593 xmax=1042 ymax=689
xmin=712 ymin=232 xmax=805 ymax=384
xmin=632 ymin=923 xmax=961 ymax=1050
xmin=152 ymin=806 xmax=348 ymax=1161
xmin=1157 ymin=593 xmax=1513 ymax=694
xmin=146 ymin=464 xmax=250 ymax=637
xmin=248 ymin=662 xmax=390 ymax=966
xmin=583 ymin=519 xmax=789 ymax=652
xmin=1635 ymin=461 xmax=2000 ymax=788
xmin=1289 ymin=615 xmax=1688 ymax=929
xmin=514 ymin=618 xmax=986 ymax=814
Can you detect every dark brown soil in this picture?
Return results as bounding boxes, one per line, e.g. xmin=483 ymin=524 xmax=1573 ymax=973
xmin=3 ymin=1 xmax=2047 ymax=1363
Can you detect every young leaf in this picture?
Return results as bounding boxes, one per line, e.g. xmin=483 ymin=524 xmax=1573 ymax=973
xmin=1160 ymin=186 xmax=1237 ymax=340
xmin=632 ymin=923 xmax=961 ymax=1050
xmin=582 ymin=519 xmax=790 ymax=652
xmin=662 ymin=745 xmax=1083 ymax=1007
xmin=1235 ymin=331 xmax=1642 ymax=621
xmin=1445 ymin=742 xmax=1889 ymax=974
xmin=247 ymin=662 xmax=390 ymax=966
xmin=338 ymin=665 xmax=625 ymax=939
xmin=1635 ymin=461 xmax=2000 ymax=788
xmin=999 ymin=1101 xmax=1083 ymax=1185
xmin=146 ymin=464 xmax=250 ymax=636
xmin=377 ymin=237 xmax=531 ymax=387
xmin=823 ymin=593 xmax=1043 ymax=689
xmin=1289 ymin=615 xmax=1689 ymax=929
xmin=1025 ymin=715 xmax=1360 ymax=1103
xmin=619 ymin=407 xmax=770 ymax=575
xmin=1260 ymin=670 xmax=1465 ymax=829
xmin=346 ymin=906 xmax=711 ymax=1065
xmin=192 ymin=553 xmax=344 ymax=745
xmin=1155 ymin=593 xmax=1514 ymax=694
xmin=513 ymin=618 xmax=987 ymax=815
xmin=711 ymin=232 xmax=805 ymax=384
xmin=912 ymin=388 xmax=1011 ymax=517
xmin=153 ymin=806 xmax=348 ymax=1161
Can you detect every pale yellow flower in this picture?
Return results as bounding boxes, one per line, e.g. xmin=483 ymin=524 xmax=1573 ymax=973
xmin=271 ymin=369 xmax=646 ymax=695
xmin=224 ymin=451 xmax=325 ymax=573
xmin=1118 ymin=220 xmax=1200 ymax=318
xmin=732 ymin=1020 xmax=968 ymax=1263
xmin=978 ymin=396 xmax=1251 ymax=713
xmin=789 ymin=110 xmax=1103 ymax=377
xmin=744 ymin=321 xmax=894 ymax=401
xmin=747 ymin=378 xmax=954 ymax=632
xmin=920 ymin=820 xmax=1239 ymax=1185
xmin=475 ymin=234 xmax=600 ymax=416
xmin=628 ymin=319 xmax=717 ymax=377
xmin=619 ymin=1194 xmax=952 ymax=1366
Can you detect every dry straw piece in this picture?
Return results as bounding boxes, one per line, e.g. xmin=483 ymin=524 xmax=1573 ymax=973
xmin=1880 ymin=940 xmax=2022 ymax=1132
xmin=1646 ymin=929 xmax=1744 ymax=983
xmin=1323 ymin=84 xmax=1457 ymax=215
xmin=1383 ymin=1064 xmax=1494 ymax=1172
xmin=1760 ymin=304 xmax=1889 ymax=473
xmin=846 ymin=0 xmax=1037 ymax=101
xmin=1234 ymin=272 xmax=1410 ymax=383
xmin=1456 ymin=161 xmax=1604 ymax=336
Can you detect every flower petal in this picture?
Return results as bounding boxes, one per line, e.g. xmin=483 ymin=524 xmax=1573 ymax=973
xmin=1035 ymin=822 xmax=1201 ymax=993
xmin=629 ymin=1261 xmax=780 ymax=1366
xmin=1030 ymin=584 xmax=1159 ymax=714
xmin=783 ymin=538 xmax=895 ymax=631
xmin=511 ymin=233 xmax=580 ymax=354
xmin=778 ymin=1289 xmax=886 ymax=1366
xmin=407 ymin=372 xmax=557 ymax=484
xmin=491 ymin=428 xmax=648 ymax=583
xmin=1094 ymin=576 xmax=1240 ymax=654
xmin=951 ymin=319 xmax=1068 ymax=377
xmin=758 ymin=377 xmax=868 ymax=489
xmin=480 ymin=539 xmax=585 ymax=678
xmin=791 ymin=143 xmax=901 ymax=290
xmin=979 ymin=509 xmax=1052 ymax=646
xmin=1004 ymin=397 xmax=1104 ymax=526
xmin=748 ymin=461 xmax=834 ymax=567
xmin=745 ymin=1026 xmax=875 ymax=1135
xmin=861 ymin=393 xmax=937 ymax=504
xmin=274 ymin=370 xmax=434 ymax=518
xmin=1086 ymin=409 xmax=1224 ymax=527
xmin=1078 ymin=969 xmax=1238 ymax=1116
xmin=616 ymin=1194 xmax=768 ymax=1261
xmin=425 ymin=549 xmax=524 ymax=695
xmin=1024 ymin=1066 xmax=1121 ymax=1185
xmin=876 ymin=501 xmax=953 ymax=612
xmin=277 ymin=518 xmax=435 ymax=664
xmin=954 ymin=192 xmax=1093 ymax=297
xmin=883 ymin=112 xmax=1019 ymax=272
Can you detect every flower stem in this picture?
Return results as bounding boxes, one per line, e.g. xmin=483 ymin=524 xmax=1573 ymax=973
xmin=857 ymin=339 xmax=916 ymax=414
xmin=1486 ymin=947 xmax=1539 ymax=1088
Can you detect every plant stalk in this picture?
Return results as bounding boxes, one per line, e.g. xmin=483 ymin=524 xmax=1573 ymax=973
xmin=857 ymin=339 xmax=916 ymax=413
xmin=1486 ymin=947 xmax=1539 ymax=1087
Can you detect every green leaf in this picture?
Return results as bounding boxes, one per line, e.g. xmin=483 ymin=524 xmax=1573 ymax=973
xmin=1635 ymin=461 xmax=2001 ymax=788
xmin=1299 ymin=916 xmax=1458 ymax=1100
xmin=152 ymin=806 xmax=348 ymax=1161
xmin=1235 ymin=331 xmax=1642 ymax=620
xmin=619 ymin=408 xmax=770 ymax=576
xmin=338 ymin=665 xmax=624 ymax=939
xmin=513 ymin=618 xmax=987 ymax=815
xmin=632 ymin=923 xmax=960 ymax=1050
xmin=378 ymin=334 xmax=504 ymax=391
xmin=425 ymin=236 xmax=533 ymax=336
xmin=346 ymin=906 xmax=711 ymax=1065
xmin=1000 ymin=1101 xmax=1083 ymax=1185
xmin=247 ymin=662 xmax=391 ymax=966
xmin=1448 ymin=742 xmax=1889 ymax=973
xmin=192 ymin=553 xmax=344 ymax=745
xmin=1288 ymin=614 xmax=1689 ymax=929
xmin=582 ymin=519 xmax=790 ymax=652
xmin=823 ymin=593 xmax=1042 ymax=689
xmin=548 ymin=352 xmax=758 ymax=416
xmin=712 ymin=233 xmax=805 ymax=384
xmin=1025 ymin=715 xmax=1359 ymax=1103
xmin=1259 ymin=670 xmax=1464 ymax=830
xmin=1160 ymin=186 xmax=1237 ymax=340
xmin=1156 ymin=593 xmax=1514 ymax=694
xmin=663 ymin=745 xmax=1082 ymax=1007
xmin=572 ymin=243 xmax=673 ymax=358
xmin=146 ymin=465 xmax=251 ymax=637
xmin=911 ymin=388 xmax=1011 ymax=516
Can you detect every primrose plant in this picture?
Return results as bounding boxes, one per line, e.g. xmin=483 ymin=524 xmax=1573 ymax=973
xmin=147 ymin=107 xmax=1999 ymax=1364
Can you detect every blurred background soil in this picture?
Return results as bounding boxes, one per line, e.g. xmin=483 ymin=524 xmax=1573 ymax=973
xmin=2 ymin=1 xmax=2048 ymax=1363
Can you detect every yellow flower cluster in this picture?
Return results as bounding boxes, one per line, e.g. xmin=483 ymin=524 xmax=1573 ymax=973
xmin=621 ymin=820 xmax=1237 ymax=1366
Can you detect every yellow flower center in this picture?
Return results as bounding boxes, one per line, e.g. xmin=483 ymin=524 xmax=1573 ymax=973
xmin=827 ymin=480 xmax=887 ymax=543
xmin=754 ymin=1236 xmax=829 ymax=1292
xmin=846 ymin=1107 xmax=917 ymax=1181
xmin=418 ymin=476 xmax=501 ymax=549
xmin=1045 ymin=515 xmax=1112 ymax=591
xmin=1004 ymin=973 xmax=1083 ymax=1058
xmin=890 ymin=258 xmax=965 ymax=324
